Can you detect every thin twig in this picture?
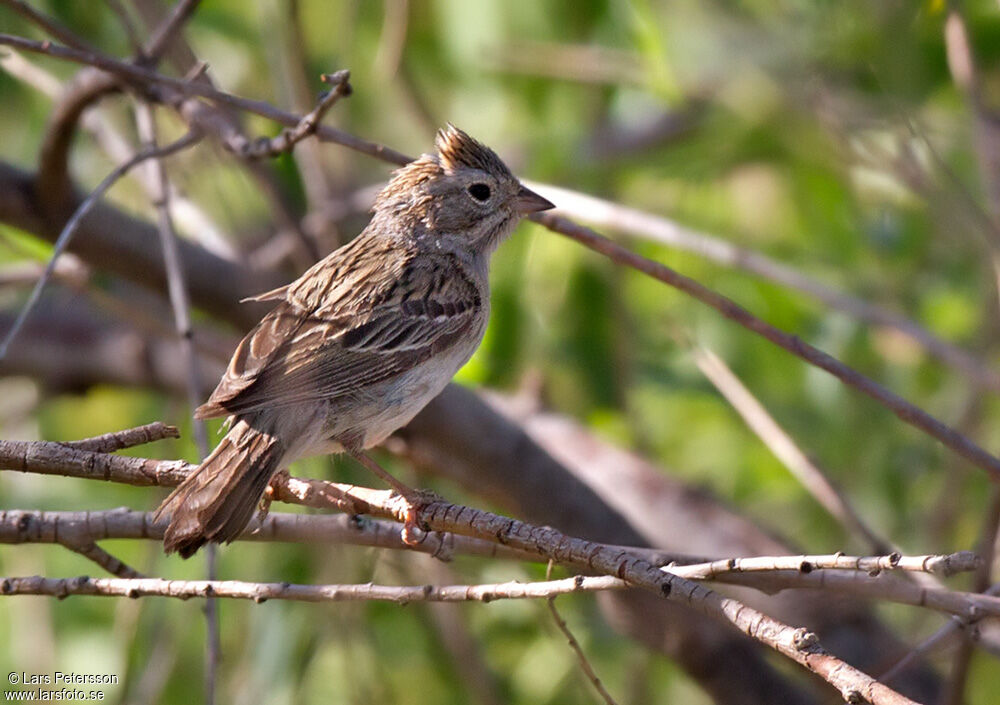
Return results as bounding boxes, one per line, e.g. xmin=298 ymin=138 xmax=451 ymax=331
xmin=231 ymin=70 xmax=353 ymax=159
xmin=134 ymin=105 xmax=208 ymax=455
xmin=59 ymin=540 xmax=143 ymax=578
xmin=545 ymin=562 xmax=622 ymax=705
xmin=272 ymin=0 xmax=341 ymax=249
xmin=667 ymin=551 xmax=981 ymax=580
xmin=943 ymin=482 xmax=1000 ymax=705
xmin=880 ymin=582 xmax=1000 ymax=684
xmin=0 ymin=0 xmax=98 ymax=53
xmin=0 ymin=574 xmax=625 ymax=603
xmin=59 ymin=422 xmax=179 ymax=453
xmin=133 ymin=97 xmax=216 ymax=705
xmin=546 ymin=598 xmax=622 ymax=704
xmin=0 ymin=34 xmax=413 ymax=165
xmin=690 ymin=343 xmax=891 ymax=553
xmin=0 ymin=128 xmax=203 ymax=360
xmin=142 ymin=0 xmax=202 ymax=63
xmin=102 ymin=0 xmax=144 ymax=56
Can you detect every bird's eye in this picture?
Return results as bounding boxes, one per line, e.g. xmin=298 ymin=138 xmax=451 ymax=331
xmin=467 ymin=183 xmax=491 ymax=202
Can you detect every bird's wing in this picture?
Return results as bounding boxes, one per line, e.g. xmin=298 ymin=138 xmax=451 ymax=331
xmin=195 ymin=246 xmax=482 ymax=419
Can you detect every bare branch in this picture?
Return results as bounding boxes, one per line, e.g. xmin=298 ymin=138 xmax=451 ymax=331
xmin=0 ymin=128 xmax=203 ymax=360
xmin=545 ymin=561 xmax=622 ymax=705
xmin=0 ymin=437 xmax=925 ymax=703
xmin=547 ymin=595 xmax=622 ymax=705
xmin=668 ymin=551 xmax=981 ymax=580
xmin=0 ymin=574 xmax=626 ymax=604
xmin=36 ymin=68 xmax=120 ymax=209
xmin=533 ymin=211 xmax=1000 ymax=481
xmin=102 ymin=0 xmax=144 ymax=55
xmin=537 ymin=181 xmax=1000 ymax=393
xmin=881 ymin=582 xmax=1000 ymax=684
xmin=942 ymin=482 xmax=1000 ymax=704
xmin=699 ymin=567 xmax=1000 ymax=622
xmin=228 ymin=70 xmax=353 ymax=159
xmin=134 ymin=103 xmax=209 ymax=456
xmin=0 ymin=50 xmax=237 ymax=260
xmin=133 ymin=96 xmax=218 ymax=698
xmin=59 ymin=540 xmax=143 ymax=579
xmin=0 ymin=508 xmax=541 ymax=563
xmin=59 ymin=422 xmax=179 ymax=453
xmin=690 ymin=344 xmax=891 ymax=553
xmin=142 ymin=0 xmax=202 ymax=63
xmin=0 ymin=0 xmax=98 ymax=53
xmin=0 ymin=33 xmax=413 ymax=166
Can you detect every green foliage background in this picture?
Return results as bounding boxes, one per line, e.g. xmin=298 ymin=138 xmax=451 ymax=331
xmin=1 ymin=1 xmax=1000 ymax=703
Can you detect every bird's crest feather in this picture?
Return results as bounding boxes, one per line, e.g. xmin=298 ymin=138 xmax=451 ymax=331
xmin=435 ymin=123 xmax=511 ymax=177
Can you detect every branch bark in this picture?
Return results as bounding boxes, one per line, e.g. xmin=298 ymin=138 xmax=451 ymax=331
xmin=0 ymin=438 xmax=920 ymax=705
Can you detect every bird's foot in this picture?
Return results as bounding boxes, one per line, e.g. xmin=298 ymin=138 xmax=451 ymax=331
xmin=348 ymin=450 xmax=441 ymax=545
xmin=257 ymin=469 xmax=290 ymax=525
xmin=397 ymin=488 xmax=442 ymax=546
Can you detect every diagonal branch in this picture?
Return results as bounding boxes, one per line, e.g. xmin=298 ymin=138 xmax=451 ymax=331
xmin=689 ymin=343 xmax=892 ymax=553
xmin=0 ymin=128 xmax=203 ymax=360
xmin=0 ymin=1 xmax=99 ymax=53
xmin=535 ymin=181 xmax=1000 ymax=393
xmin=534 ymin=211 xmax=1000 ymax=480
xmin=58 ymin=540 xmax=143 ymax=578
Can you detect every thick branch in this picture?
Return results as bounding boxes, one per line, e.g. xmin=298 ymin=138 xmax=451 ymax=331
xmin=0 ymin=508 xmax=539 ymax=563
xmin=0 ymin=162 xmax=286 ymax=328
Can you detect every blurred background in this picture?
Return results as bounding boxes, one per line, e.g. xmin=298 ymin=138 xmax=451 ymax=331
xmin=1 ymin=1 xmax=999 ymax=703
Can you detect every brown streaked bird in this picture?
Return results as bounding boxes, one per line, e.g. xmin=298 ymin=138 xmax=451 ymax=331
xmin=155 ymin=125 xmax=554 ymax=557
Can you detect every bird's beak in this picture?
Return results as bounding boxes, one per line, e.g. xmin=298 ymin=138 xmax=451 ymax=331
xmin=515 ymin=184 xmax=555 ymax=214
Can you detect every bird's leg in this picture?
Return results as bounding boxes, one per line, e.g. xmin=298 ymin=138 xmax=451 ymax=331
xmin=348 ymin=450 xmax=436 ymax=545
xmin=349 ymin=450 xmax=417 ymax=497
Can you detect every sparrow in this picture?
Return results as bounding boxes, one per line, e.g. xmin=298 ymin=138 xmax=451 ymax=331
xmin=155 ymin=125 xmax=554 ymax=557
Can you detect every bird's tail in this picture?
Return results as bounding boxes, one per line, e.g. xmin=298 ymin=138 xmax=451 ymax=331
xmin=154 ymin=417 xmax=284 ymax=558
